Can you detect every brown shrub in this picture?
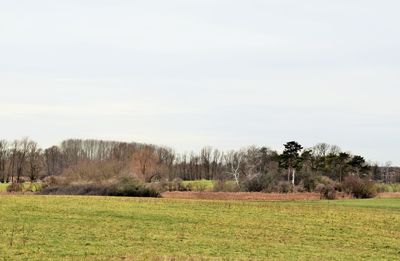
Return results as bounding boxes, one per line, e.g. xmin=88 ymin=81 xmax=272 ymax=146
xmin=6 ymin=183 xmax=23 ymax=192
xmin=343 ymin=176 xmax=377 ymax=199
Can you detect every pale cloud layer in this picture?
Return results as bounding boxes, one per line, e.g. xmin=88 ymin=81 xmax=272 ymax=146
xmin=0 ymin=1 xmax=399 ymax=164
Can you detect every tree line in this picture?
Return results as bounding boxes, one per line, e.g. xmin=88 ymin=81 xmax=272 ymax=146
xmin=0 ymin=138 xmax=399 ymax=191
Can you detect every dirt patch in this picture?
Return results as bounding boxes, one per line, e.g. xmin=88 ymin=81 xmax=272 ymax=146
xmin=376 ymin=192 xmax=400 ymax=198
xmin=162 ymin=191 xmax=400 ymax=201
xmin=163 ymin=192 xmax=324 ymax=201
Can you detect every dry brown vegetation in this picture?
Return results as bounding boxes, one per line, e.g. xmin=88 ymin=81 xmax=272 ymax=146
xmin=376 ymin=192 xmax=400 ymax=198
xmin=162 ymin=191 xmax=349 ymax=201
xmin=162 ymin=191 xmax=400 ymax=201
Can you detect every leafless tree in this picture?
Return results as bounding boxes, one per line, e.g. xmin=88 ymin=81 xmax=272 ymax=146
xmin=200 ymin=147 xmax=212 ymax=179
xmin=0 ymin=140 xmax=8 ymax=183
xmin=224 ymin=150 xmax=243 ymax=187
xmin=131 ymin=146 xmax=159 ymax=182
xmin=44 ymin=146 xmax=64 ymax=176
xmin=27 ymin=141 xmax=43 ymax=181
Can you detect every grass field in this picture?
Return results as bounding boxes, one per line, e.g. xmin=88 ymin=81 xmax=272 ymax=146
xmin=0 ymin=183 xmax=8 ymax=192
xmin=0 ymin=183 xmax=41 ymax=193
xmin=181 ymin=179 xmax=215 ymax=191
xmin=0 ymin=196 xmax=399 ymax=260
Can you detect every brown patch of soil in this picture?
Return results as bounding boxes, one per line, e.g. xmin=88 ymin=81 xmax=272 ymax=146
xmin=162 ymin=191 xmax=399 ymax=201
xmin=377 ymin=192 xmax=400 ymax=198
xmin=162 ymin=192 xmax=325 ymax=201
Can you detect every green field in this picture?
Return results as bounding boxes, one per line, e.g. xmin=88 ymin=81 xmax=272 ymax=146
xmin=181 ymin=179 xmax=215 ymax=191
xmin=0 ymin=183 xmax=41 ymax=193
xmin=0 ymin=196 xmax=399 ymax=260
xmin=0 ymin=183 xmax=8 ymax=192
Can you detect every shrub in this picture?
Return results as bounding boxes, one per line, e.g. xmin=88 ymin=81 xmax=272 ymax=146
xmin=213 ymin=180 xmax=240 ymax=192
xmin=316 ymin=184 xmax=336 ymax=200
xmin=165 ymin=179 xmax=188 ymax=192
xmin=107 ymin=177 xmax=160 ymax=197
xmin=294 ymin=184 xmax=305 ymax=193
xmin=298 ymin=172 xmax=319 ymax=192
xmin=318 ymin=176 xmax=336 ymax=186
xmin=315 ymin=183 xmax=325 ymax=193
xmin=26 ymin=182 xmax=41 ymax=192
xmin=191 ymin=181 xmax=207 ymax=192
xmin=242 ymin=176 xmax=265 ymax=192
xmin=40 ymin=177 xmax=160 ymax=197
xmin=242 ymin=172 xmax=279 ymax=192
xmin=392 ymin=183 xmax=400 ymax=192
xmin=146 ymin=181 xmax=168 ymax=193
xmin=277 ymin=181 xmax=291 ymax=193
xmin=375 ymin=183 xmax=400 ymax=193
xmin=6 ymin=183 xmax=23 ymax=192
xmin=343 ymin=176 xmax=377 ymax=199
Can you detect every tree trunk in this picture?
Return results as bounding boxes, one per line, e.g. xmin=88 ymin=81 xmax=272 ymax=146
xmin=292 ymin=169 xmax=295 ymax=188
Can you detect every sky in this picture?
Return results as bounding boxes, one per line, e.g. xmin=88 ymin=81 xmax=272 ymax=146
xmin=0 ymin=1 xmax=399 ymax=165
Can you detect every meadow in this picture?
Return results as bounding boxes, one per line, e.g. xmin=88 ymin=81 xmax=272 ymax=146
xmin=0 ymin=196 xmax=399 ymax=260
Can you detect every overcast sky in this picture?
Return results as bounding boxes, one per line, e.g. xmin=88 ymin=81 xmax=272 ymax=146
xmin=1 ymin=1 xmax=399 ymax=165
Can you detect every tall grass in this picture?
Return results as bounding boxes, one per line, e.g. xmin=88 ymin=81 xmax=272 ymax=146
xmin=375 ymin=183 xmax=400 ymax=193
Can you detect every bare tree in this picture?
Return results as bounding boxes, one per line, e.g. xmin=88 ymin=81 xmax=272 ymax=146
xmin=0 ymin=140 xmax=8 ymax=183
xmin=27 ymin=141 xmax=43 ymax=181
xmin=44 ymin=146 xmax=64 ymax=176
xmin=224 ymin=150 xmax=243 ymax=187
xmin=200 ymin=147 xmax=212 ymax=179
xmin=131 ymin=146 xmax=159 ymax=182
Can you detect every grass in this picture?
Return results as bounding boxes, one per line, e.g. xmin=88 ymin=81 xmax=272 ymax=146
xmin=0 ymin=183 xmax=7 ymax=192
xmin=181 ymin=180 xmax=238 ymax=192
xmin=0 ymin=196 xmax=399 ymax=260
xmin=375 ymin=183 xmax=400 ymax=192
xmin=181 ymin=179 xmax=214 ymax=191
xmin=0 ymin=182 xmax=41 ymax=192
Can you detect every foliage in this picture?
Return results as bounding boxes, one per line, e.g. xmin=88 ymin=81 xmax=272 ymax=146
xmin=242 ymin=172 xmax=279 ymax=192
xmin=279 ymin=141 xmax=304 ymax=170
xmin=315 ymin=183 xmax=336 ymax=200
xmin=1 ymin=138 xmax=398 ymax=194
xmin=108 ymin=177 xmax=160 ymax=197
xmin=375 ymin=183 xmax=400 ymax=193
xmin=182 ymin=180 xmax=214 ymax=192
xmin=297 ymin=172 xmax=319 ymax=192
xmin=277 ymin=181 xmax=291 ymax=193
xmin=164 ymin=178 xmax=189 ymax=192
xmin=343 ymin=176 xmax=377 ymax=199
xmin=40 ymin=177 xmax=160 ymax=197
xmin=1 ymin=182 xmax=41 ymax=193
xmin=212 ymin=180 xmax=240 ymax=192
xmin=6 ymin=182 xmax=23 ymax=192
xmin=0 ymin=196 xmax=399 ymax=260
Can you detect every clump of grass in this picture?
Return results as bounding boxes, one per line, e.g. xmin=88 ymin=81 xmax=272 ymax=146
xmin=375 ymin=183 xmax=400 ymax=193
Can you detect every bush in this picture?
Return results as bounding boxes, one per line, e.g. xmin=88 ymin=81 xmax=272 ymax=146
xmin=298 ymin=172 xmax=319 ymax=192
xmin=165 ymin=179 xmax=189 ymax=192
xmin=375 ymin=183 xmax=400 ymax=193
xmin=242 ymin=172 xmax=279 ymax=192
xmin=213 ymin=180 xmax=240 ymax=192
xmin=343 ymin=176 xmax=377 ymax=199
xmin=315 ymin=183 xmax=325 ymax=193
xmin=40 ymin=177 xmax=160 ymax=197
xmin=318 ymin=176 xmax=336 ymax=186
xmin=25 ymin=182 xmax=41 ymax=192
xmin=190 ymin=181 xmax=208 ymax=192
xmin=277 ymin=181 xmax=291 ymax=193
xmin=107 ymin=177 xmax=160 ymax=197
xmin=294 ymin=184 xmax=305 ymax=193
xmin=6 ymin=183 xmax=23 ymax=192
xmin=316 ymin=184 xmax=336 ymax=200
